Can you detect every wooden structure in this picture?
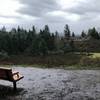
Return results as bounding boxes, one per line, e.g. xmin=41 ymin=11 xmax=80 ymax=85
xmin=0 ymin=67 xmax=24 ymax=90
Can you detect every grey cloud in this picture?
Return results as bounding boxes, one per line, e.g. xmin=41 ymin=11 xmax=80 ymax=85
xmin=42 ymin=15 xmax=68 ymax=23
xmin=66 ymin=0 xmax=100 ymax=15
xmin=0 ymin=15 xmax=21 ymax=19
xmin=17 ymin=0 xmax=100 ymax=23
xmin=17 ymin=0 xmax=60 ymax=17
xmin=5 ymin=0 xmax=100 ymax=34
xmin=61 ymin=0 xmax=100 ymax=23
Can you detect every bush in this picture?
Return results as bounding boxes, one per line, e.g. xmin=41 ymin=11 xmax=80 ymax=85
xmin=79 ymin=56 xmax=100 ymax=67
xmin=0 ymin=51 xmax=9 ymax=60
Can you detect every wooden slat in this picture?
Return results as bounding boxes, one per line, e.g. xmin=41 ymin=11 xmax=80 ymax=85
xmin=0 ymin=67 xmax=11 ymax=70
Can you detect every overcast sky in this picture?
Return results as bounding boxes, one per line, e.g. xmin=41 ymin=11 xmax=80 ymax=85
xmin=0 ymin=0 xmax=100 ymax=34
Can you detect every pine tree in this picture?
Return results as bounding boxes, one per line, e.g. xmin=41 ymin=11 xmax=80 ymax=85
xmin=88 ymin=27 xmax=100 ymax=39
xmin=81 ymin=31 xmax=86 ymax=38
xmin=72 ymin=32 xmax=75 ymax=37
xmin=64 ymin=24 xmax=71 ymax=39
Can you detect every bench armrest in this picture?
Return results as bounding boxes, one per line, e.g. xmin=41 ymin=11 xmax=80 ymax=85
xmin=13 ymin=72 xmax=19 ymax=77
xmin=12 ymin=72 xmax=24 ymax=81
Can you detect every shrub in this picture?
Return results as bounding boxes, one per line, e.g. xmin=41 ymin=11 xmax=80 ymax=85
xmin=0 ymin=51 xmax=9 ymax=60
xmin=79 ymin=56 xmax=100 ymax=67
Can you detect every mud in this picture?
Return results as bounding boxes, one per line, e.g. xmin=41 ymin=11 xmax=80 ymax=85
xmin=0 ymin=67 xmax=100 ymax=100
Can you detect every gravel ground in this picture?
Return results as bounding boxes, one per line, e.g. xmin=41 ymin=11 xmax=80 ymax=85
xmin=0 ymin=67 xmax=100 ymax=100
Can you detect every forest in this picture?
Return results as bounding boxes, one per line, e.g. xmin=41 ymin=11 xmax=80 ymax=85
xmin=0 ymin=24 xmax=100 ymax=68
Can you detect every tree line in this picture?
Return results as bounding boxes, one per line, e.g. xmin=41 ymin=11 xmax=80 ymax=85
xmin=0 ymin=24 xmax=100 ymax=56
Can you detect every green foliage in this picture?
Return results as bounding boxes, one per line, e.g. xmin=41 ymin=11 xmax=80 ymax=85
xmin=70 ymin=40 xmax=75 ymax=52
xmin=0 ymin=25 xmax=99 ymax=57
xmin=0 ymin=25 xmax=100 ymax=68
xmin=79 ymin=56 xmax=100 ymax=67
xmin=31 ymin=37 xmax=48 ymax=56
xmin=88 ymin=27 xmax=100 ymax=39
xmin=72 ymin=32 xmax=75 ymax=37
xmin=64 ymin=24 xmax=71 ymax=39
xmin=0 ymin=50 xmax=9 ymax=60
xmin=81 ymin=31 xmax=86 ymax=37
xmin=38 ymin=39 xmax=48 ymax=56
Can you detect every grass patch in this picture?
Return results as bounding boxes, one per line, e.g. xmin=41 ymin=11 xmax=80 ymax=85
xmin=0 ymin=53 xmax=100 ymax=69
xmin=89 ymin=53 xmax=100 ymax=58
xmin=0 ymin=53 xmax=82 ymax=66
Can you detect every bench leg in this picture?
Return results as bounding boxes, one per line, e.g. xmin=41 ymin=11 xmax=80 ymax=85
xmin=13 ymin=82 xmax=17 ymax=90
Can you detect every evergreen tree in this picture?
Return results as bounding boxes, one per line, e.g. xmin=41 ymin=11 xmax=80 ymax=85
xmin=26 ymin=26 xmax=36 ymax=48
xmin=70 ymin=40 xmax=75 ymax=52
xmin=55 ymin=31 xmax=60 ymax=50
xmin=63 ymin=24 xmax=71 ymax=53
xmin=64 ymin=24 xmax=71 ymax=39
xmin=38 ymin=39 xmax=48 ymax=56
xmin=72 ymin=32 xmax=75 ymax=37
xmin=81 ymin=31 xmax=86 ymax=38
xmin=42 ymin=25 xmax=51 ymax=51
xmin=1 ymin=26 xmax=6 ymax=33
xmin=88 ymin=27 xmax=100 ymax=39
xmin=31 ymin=36 xmax=40 ymax=55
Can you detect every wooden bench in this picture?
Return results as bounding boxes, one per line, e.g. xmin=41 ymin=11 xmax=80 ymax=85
xmin=0 ymin=67 xmax=24 ymax=90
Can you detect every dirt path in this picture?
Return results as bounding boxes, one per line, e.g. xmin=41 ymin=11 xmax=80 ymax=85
xmin=0 ymin=67 xmax=100 ymax=100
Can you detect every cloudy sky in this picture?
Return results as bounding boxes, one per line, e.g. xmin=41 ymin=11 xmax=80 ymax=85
xmin=0 ymin=0 xmax=100 ymax=34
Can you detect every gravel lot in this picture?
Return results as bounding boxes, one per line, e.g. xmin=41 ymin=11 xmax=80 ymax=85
xmin=0 ymin=67 xmax=100 ymax=100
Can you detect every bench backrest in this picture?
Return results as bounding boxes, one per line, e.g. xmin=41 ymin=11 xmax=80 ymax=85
xmin=0 ymin=67 xmax=13 ymax=81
